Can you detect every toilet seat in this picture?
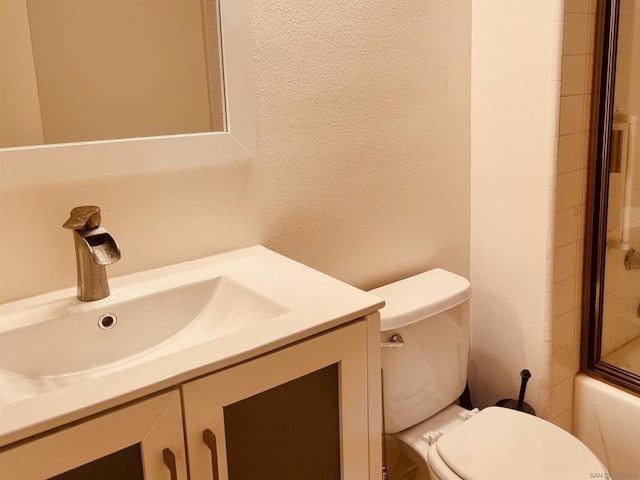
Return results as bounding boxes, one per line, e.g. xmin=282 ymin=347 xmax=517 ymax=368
xmin=427 ymin=407 xmax=607 ymax=480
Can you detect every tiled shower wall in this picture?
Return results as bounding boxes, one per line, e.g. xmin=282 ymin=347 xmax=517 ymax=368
xmin=551 ymin=0 xmax=597 ymax=431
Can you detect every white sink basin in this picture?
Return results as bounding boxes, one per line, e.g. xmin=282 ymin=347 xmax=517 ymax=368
xmin=0 ymin=276 xmax=287 ymax=378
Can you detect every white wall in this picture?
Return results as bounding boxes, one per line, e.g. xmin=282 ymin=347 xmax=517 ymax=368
xmin=470 ymin=0 xmax=563 ymax=417
xmin=0 ymin=0 xmax=471 ymax=308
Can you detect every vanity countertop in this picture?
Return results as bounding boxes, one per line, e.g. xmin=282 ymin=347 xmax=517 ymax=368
xmin=0 ymin=246 xmax=384 ymax=447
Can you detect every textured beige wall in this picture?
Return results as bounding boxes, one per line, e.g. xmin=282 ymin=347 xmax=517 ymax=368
xmin=0 ymin=0 xmax=471 ymax=303
xmin=251 ymin=0 xmax=471 ymax=290
xmin=471 ymin=0 xmax=600 ymax=428
xmin=470 ymin=0 xmax=564 ymax=419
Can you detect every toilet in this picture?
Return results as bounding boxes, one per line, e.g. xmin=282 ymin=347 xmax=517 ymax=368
xmin=370 ymin=269 xmax=608 ymax=480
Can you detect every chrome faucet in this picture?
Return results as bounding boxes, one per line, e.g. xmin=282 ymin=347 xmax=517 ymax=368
xmin=63 ymin=206 xmax=121 ymax=301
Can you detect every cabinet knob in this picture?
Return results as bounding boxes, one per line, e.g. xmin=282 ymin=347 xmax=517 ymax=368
xmin=203 ymin=429 xmax=220 ymax=480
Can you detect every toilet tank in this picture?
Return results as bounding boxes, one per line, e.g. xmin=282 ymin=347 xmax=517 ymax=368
xmin=370 ymin=269 xmax=472 ymax=434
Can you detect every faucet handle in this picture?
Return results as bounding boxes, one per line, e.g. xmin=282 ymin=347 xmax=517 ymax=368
xmin=63 ymin=205 xmax=102 ymax=230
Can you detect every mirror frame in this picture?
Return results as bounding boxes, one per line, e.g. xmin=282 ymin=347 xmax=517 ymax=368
xmin=0 ymin=0 xmax=254 ymax=186
xmin=582 ymin=0 xmax=640 ymax=395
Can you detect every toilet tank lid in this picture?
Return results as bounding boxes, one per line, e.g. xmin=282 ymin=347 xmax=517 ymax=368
xmin=369 ymin=269 xmax=472 ymax=332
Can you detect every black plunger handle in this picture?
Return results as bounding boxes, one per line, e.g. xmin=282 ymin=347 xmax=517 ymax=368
xmin=516 ymin=369 xmax=531 ymax=411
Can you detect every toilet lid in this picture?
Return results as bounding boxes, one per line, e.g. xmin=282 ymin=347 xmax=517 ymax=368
xmin=435 ymin=407 xmax=607 ymax=480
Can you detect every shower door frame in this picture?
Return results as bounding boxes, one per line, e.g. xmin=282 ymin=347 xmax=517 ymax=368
xmin=582 ymin=0 xmax=640 ymax=396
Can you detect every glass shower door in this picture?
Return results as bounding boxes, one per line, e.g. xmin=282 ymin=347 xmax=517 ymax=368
xmin=600 ymin=0 xmax=640 ymax=378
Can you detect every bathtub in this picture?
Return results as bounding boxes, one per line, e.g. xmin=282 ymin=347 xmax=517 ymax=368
xmin=574 ymin=374 xmax=640 ymax=476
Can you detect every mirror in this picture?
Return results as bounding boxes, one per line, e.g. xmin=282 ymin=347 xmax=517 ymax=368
xmin=1 ymin=0 xmax=224 ymax=148
xmin=0 ymin=0 xmax=255 ymax=185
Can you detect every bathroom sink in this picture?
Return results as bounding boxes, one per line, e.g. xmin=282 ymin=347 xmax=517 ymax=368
xmin=0 ymin=246 xmax=385 ymax=447
xmin=0 ymin=276 xmax=287 ymax=378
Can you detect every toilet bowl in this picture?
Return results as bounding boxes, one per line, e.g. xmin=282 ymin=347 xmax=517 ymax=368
xmin=371 ymin=269 xmax=608 ymax=479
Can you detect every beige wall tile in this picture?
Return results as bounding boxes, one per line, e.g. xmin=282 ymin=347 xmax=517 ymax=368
xmin=582 ymin=94 xmax=593 ymax=131
xmin=562 ymin=55 xmax=588 ymax=95
xmin=580 ymin=132 xmax=591 ymax=169
xmin=558 ymin=133 xmax=583 ymax=173
xmin=554 ymin=276 xmax=577 ymax=317
xmin=551 ymin=408 xmax=573 ymax=431
xmin=576 ymin=239 xmax=585 ymax=274
xmin=557 ymin=170 xmax=582 ymax=210
xmin=564 ymin=0 xmax=590 ymax=14
xmin=564 ymin=13 xmax=590 ymax=55
xmin=552 ymin=341 xmax=578 ymax=385
xmin=551 ymin=376 xmax=574 ymax=417
xmin=555 ymin=242 xmax=578 ymax=281
xmin=585 ymin=54 xmax=595 ymax=93
xmin=555 ymin=207 xmax=579 ymax=246
xmin=579 ymin=167 xmax=589 ymax=205
xmin=577 ymin=205 xmax=587 ymax=244
xmin=587 ymin=14 xmax=596 ymax=54
xmin=554 ymin=309 xmax=577 ymax=349
xmin=559 ymin=95 xmax=586 ymax=135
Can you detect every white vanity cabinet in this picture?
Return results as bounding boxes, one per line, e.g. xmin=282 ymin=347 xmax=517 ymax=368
xmin=0 ymin=319 xmax=381 ymax=480
xmin=183 ymin=320 xmax=373 ymax=480
xmin=0 ymin=389 xmax=188 ymax=480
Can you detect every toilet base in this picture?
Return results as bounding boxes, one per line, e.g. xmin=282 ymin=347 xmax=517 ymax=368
xmin=389 ymin=404 xmax=472 ymax=480
xmin=384 ymin=435 xmax=422 ymax=480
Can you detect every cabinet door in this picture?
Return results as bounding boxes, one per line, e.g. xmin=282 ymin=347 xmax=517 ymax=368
xmin=182 ymin=321 xmax=370 ymax=480
xmin=0 ymin=389 xmax=187 ymax=480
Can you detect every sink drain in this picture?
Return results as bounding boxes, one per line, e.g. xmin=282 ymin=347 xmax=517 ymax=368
xmin=98 ymin=313 xmax=117 ymax=330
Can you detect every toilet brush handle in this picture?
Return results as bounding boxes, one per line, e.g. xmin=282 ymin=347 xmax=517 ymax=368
xmin=516 ymin=369 xmax=531 ymax=411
